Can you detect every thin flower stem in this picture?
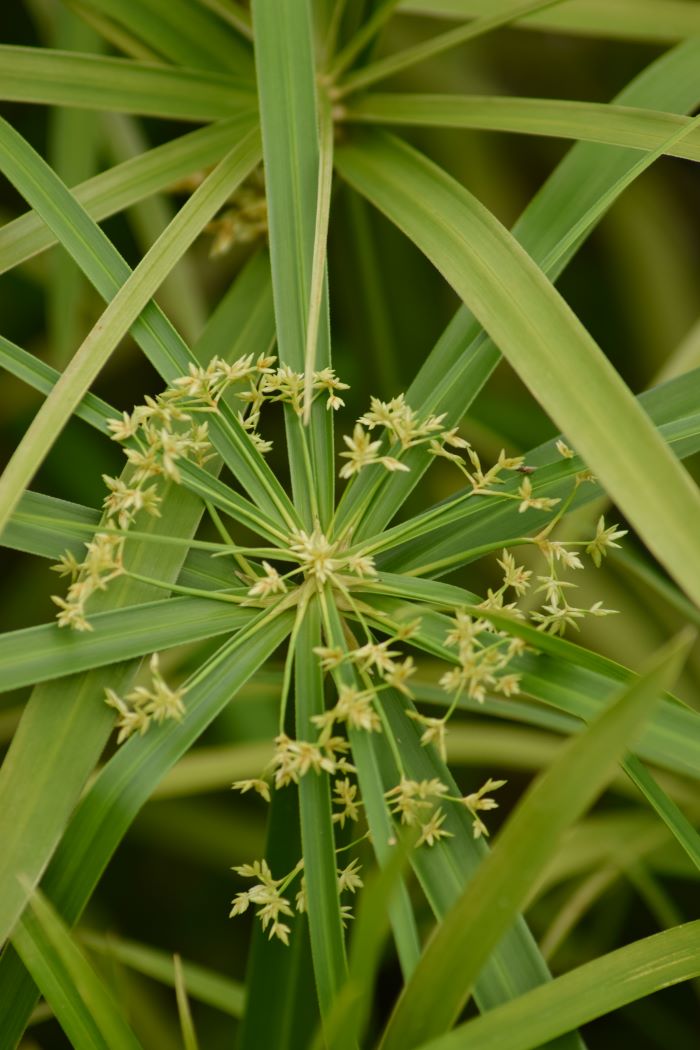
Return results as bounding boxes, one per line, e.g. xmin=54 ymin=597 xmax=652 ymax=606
xmin=356 ymin=659 xmax=407 ymax=778
xmin=186 ymin=592 xmax=298 ymax=690
xmin=331 ymin=470 xmax=386 ymax=546
xmin=331 ymin=435 xmax=408 ymax=544
xmin=348 ymin=487 xmax=477 ymax=558
xmin=398 ymin=536 xmax=536 ymax=578
xmin=40 ymin=516 xmax=236 ymax=553
xmin=335 ymin=830 xmax=371 ymax=855
xmin=534 ymin=478 xmax=581 ymax=539
xmin=278 ymin=858 xmax=305 ymax=894
xmin=321 ymin=588 xmax=408 ymax=779
xmin=180 ymin=469 xmax=291 ymax=544
xmin=124 ymin=570 xmax=248 ymax=604
xmin=205 ymin=500 xmax=255 ymax=577
xmin=334 ymin=579 xmax=374 ymax=643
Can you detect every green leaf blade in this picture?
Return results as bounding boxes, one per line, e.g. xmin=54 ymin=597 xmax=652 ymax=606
xmin=346 ymin=94 xmax=700 ymax=163
xmin=335 ymin=130 xmax=700 ymax=607
xmin=334 ymin=39 xmax=700 ymax=541
xmin=295 ymin=598 xmax=348 ymax=1025
xmin=379 ymin=633 xmax=692 ymax=1049
xmin=252 ymin=0 xmax=335 ymax=526
xmin=0 ymin=46 xmax=254 ymax=119
xmin=413 ymin=920 xmax=700 ymax=1050
xmin=13 ymin=890 xmax=144 ymax=1050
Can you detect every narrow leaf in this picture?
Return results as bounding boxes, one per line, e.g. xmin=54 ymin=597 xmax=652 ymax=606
xmin=81 ymin=931 xmax=245 ymax=1017
xmin=346 ymin=94 xmax=700 ymax=164
xmin=67 ymin=0 xmax=253 ymax=72
xmin=335 ymin=129 xmax=700 ymax=606
xmin=398 ymin=0 xmax=700 ymax=43
xmin=379 ymin=633 xmax=692 ymax=1049
xmin=0 ymin=597 xmax=252 ymax=694
xmin=0 ymin=119 xmax=246 ymax=274
xmin=252 ymin=0 xmax=334 ymax=525
xmin=0 ymin=46 xmax=254 ymax=119
xmin=295 ymin=597 xmax=348 ymax=1026
xmin=334 ymin=39 xmax=700 ymax=541
xmin=174 ymin=955 xmax=200 ymax=1050
xmin=412 ymin=920 xmax=700 ymax=1050
xmin=336 ymin=0 xmax=567 ymax=96
xmin=0 ymin=125 xmax=261 ymax=537
xmin=12 ymin=890 xmax=144 ymax=1050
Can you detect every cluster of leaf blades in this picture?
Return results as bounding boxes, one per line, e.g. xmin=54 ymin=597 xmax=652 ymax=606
xmin=0 ymin=2 xmax=699 ymax=1049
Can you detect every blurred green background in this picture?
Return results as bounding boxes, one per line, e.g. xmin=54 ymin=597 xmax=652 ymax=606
xmin=1 ymin=3 xmax=699 ymax=1047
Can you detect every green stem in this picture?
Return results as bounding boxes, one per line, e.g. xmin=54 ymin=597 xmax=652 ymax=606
xmin=399 ymin=536 xmax=535 ymax=578
xmin=205 ymin=500 xmax=255 ymax=577
xmin=187 ymin=592 xmax=298 ymax=690
xmin=125 ymin=570 xmax=248 ymax=604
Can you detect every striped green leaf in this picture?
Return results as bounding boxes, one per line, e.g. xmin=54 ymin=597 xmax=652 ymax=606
xmin=360 ymin=590 xmax=700 ymax=780
xmin=0 ymin=609 xmax=294 ymax=1046
xmin=335 ymin=130 xmax=700 ymax=606
xmin=412 ymin=920 xmax=700 ymax=1050
xmin=333 ymin=39 xmax=700 ymax=541
xmin=379 ymin=633 xmax=691 ymax=1049
xmin=0 ymin=120 xmax=246 ymax=274
xmin=335 ymin=0 xmax=569 ymax=97
xmin=12 ymin=891 xmax=144 ymax=1050
xmin=252 ymin=0 xmax=334 ymax=527
xmin=0 ymin=598 xmax=251 ymax=694
xmin=346 ymin=94 xmax=700 ymax=163
xmin=0 ymin=124 xmax=262 ymax=537
xmin=81 ymin=931 xmax=245 ymax=1017
xmin=70 ymin=0 xmax=253 ymax=72
xmin=295 ymin=598 xmax=348 ymax=1027
xmin=0 ymin=254 xmax=273 ymax=972
xmin=0 ymin=46 xmax=254 ymax=119
xmin=398 ymin=0 xmax=700 ymax=43
xmin=0 ymin=116 xmax=297 ymax=532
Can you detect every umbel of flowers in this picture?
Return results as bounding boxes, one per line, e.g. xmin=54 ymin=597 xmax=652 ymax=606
xmin=50 ymin=355 xmax=626 ymax=944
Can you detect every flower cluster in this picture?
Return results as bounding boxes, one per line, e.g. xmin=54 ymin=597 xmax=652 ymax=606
xmin=229 ymin=860 xmax=295 ymax=945
xmin=242 ymin=364 xmax=349 ymax=419
xmin=51 ymin=532 xmax=125 ymax=632
xmin=460 ymin=777 xmax=506 ymax=838
xmin=230 ymin=856 xmax=364 ymax=944
xmin=286 ymin=527 xmax=376 ymax=590
xmin=48 ymin=354 xmax=629 ymax=957
xmin=206 ymin=168 xmax=268 ymax=256
xmin=104 ymin=653 xmax=187 ymax=743
xmin=527 ymin=506 xmax=625 ymax=636
xmin=360 ymin=394 xmax=447 ymax=449
xmin=339 ymin=393 xmax=455 ymax=479
xmin=430 ymin=436 xmax=525 ymax=495
xmin=440 ymin=609 xmax=524 ymax=705
xmin=267 ymin=732 xmax=355 ymax=788
xmin=385 ymin=777 xmax=451 ymax=842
